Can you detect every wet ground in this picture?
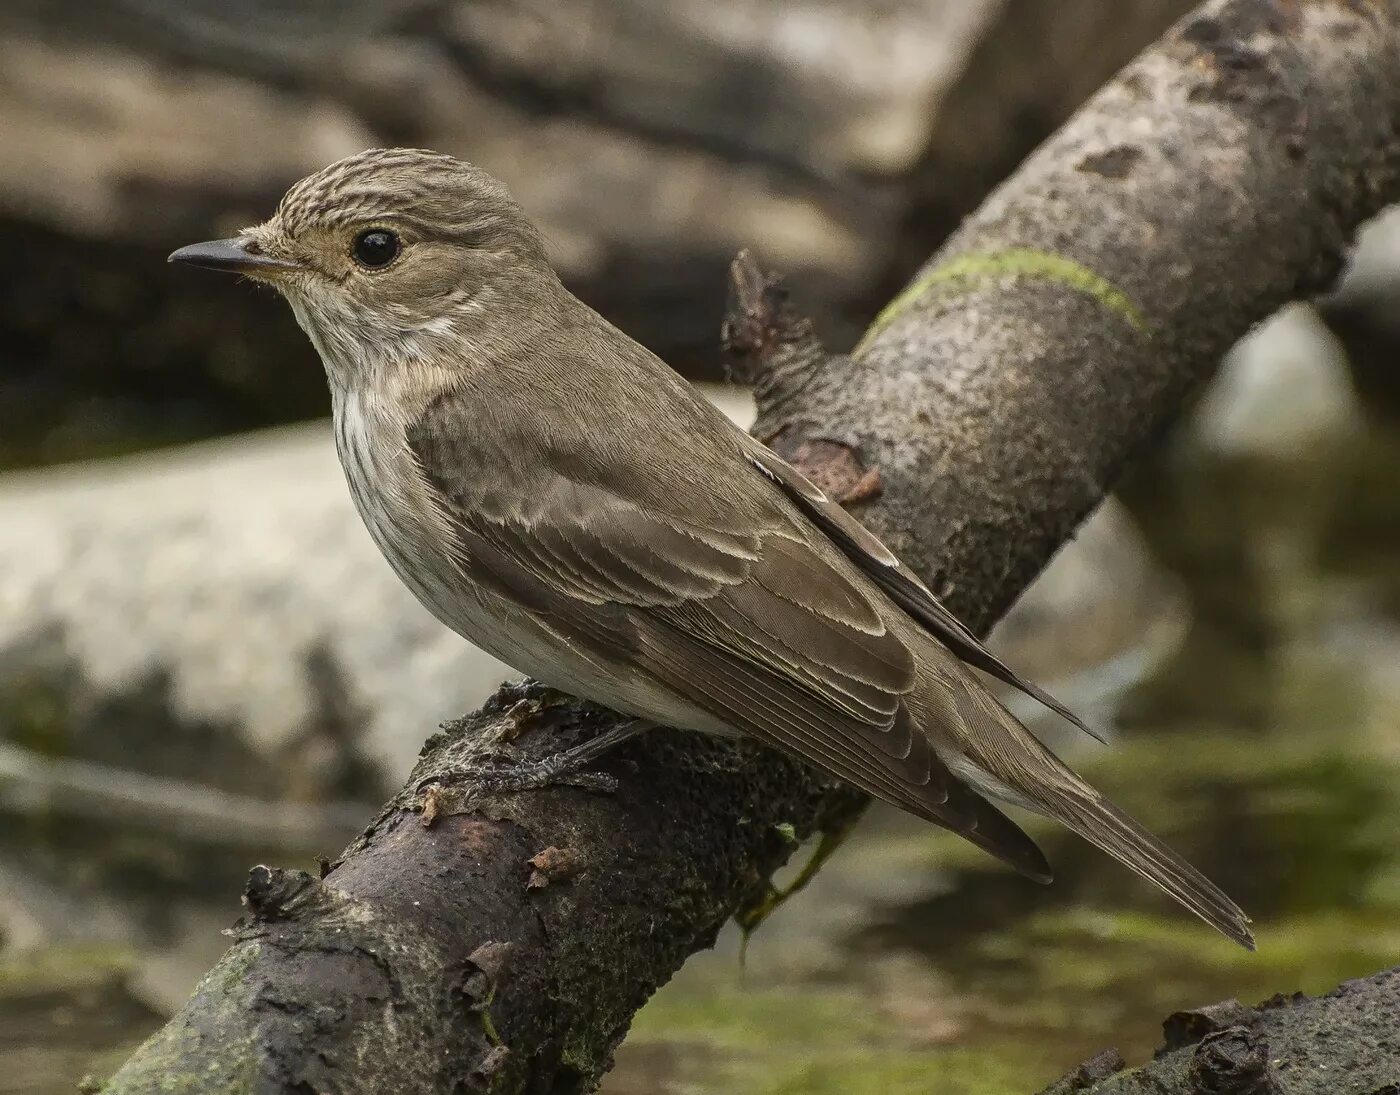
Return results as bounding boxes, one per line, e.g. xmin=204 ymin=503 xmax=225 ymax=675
xmin=4 ymin=323 xmax=1399 ymax=1093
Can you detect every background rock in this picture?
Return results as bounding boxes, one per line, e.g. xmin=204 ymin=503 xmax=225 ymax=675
xmin=0 ymin=386 xmax=1176 ymax=1034
xmin=0 ymin=387 xmax=1173 ymax=807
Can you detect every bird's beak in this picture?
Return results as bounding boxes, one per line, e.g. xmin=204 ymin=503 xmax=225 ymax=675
xmin=167 ymin=237 xmax=300 ymax=277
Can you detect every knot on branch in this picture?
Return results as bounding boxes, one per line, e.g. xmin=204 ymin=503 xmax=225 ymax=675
xmin=783 ymin=440 xmax=884 ymax=507
xmin=239 ymin=865 xmax=369 ymax=939
xmin=1164 ymin=999 xmax=1257 ymax=1050
xmin=243 ymin=866 xmax=326 ymax=922
xmin=721 ymin=249 xmax=836 ymax=439
xmin=1187 ymin=1027 xmax=1275 ymax=1095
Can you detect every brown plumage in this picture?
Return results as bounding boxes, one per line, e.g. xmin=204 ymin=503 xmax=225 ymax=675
xmin=169 ymin=147 xmax=1253 ymax=949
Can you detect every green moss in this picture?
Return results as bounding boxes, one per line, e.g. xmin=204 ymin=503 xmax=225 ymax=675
xmin=937 ymin=901 xmax=1400 ymax=1069
xmin=631 ymin=985 xmax=874 ymax=1051
xmin=196 ymin=941 xmax=259 ymax=996
xmin=857 ymin=248 xmax=1149 ymax=353
xmin=0 ymin=668 xmax=73 ymax=757
xmin=738 ymin=823 xmax=859 ymax=938
xmin=738 ymin=1048 xmax=1045 ymax=1095
xmin=559 ymin=1024 xmax=607 ymax=1087
xmin=0 ymin=943 xmax=135 ymax=996
xmin=102 ymin=945 xmax=265 ymax=1095
xmin=480 ymin=1007 xmax=503 ymax=1047
xmin=629 ymin=983 xmax=1047 ymax=1094
xmin=1069 ymin=728 xmax=1400 ymax=917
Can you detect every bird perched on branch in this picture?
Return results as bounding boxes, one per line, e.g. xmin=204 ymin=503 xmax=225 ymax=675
xmin=170 ymin=147 xmax=1252 ymax=949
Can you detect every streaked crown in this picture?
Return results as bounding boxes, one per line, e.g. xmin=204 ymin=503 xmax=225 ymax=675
xmin=274 ymin=147 xmax=545 ymax=259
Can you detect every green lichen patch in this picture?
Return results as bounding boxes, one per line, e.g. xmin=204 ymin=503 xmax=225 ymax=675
xmin=101 ymin=944 xmax=265 ymax=1095
xmin=857 ymin=249 xmax=1149 ymax=352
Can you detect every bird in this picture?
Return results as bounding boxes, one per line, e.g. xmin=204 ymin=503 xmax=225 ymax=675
xmin=169 ymin=147 xmax=1253 ymax=949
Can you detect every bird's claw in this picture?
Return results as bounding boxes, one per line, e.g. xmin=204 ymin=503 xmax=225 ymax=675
xmin=462 ymin=758 xmax=619 ymax=795
xmin=416 ymin=716 xmax=650 ymax=810
xmin=417 ymin=753 xmax=619 ymax=798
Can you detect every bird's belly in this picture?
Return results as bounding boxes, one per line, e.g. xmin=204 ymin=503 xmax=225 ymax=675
xmin=423 ymin=579 xmax=735 ymax=736
xmin=333 ymin=397 xmax=731 ymax=736
xmin=355 ymin=492 xmax=730 ymax=734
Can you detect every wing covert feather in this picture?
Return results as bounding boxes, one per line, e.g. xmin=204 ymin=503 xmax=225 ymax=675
xmin=740 ymin=436 xmax=1108 ymax=744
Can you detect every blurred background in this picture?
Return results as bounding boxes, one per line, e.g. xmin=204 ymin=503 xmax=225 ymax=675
xmin=3 ymin=2 xmax=1400 ymax=1092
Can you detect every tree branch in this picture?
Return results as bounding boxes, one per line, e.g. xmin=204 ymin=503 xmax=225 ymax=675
xmin=106 ymin=1 xmax=1400 ymax=1091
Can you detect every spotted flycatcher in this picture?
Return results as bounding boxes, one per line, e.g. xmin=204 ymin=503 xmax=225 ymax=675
xmin=170 ymin=148 xmax=1251 ymax=948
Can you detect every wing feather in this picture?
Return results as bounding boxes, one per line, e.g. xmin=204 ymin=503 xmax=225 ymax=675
xmin=740 ymin=436 xmax=1109 ymax=744
xmin=401 ymin=362 xmax=1249 ymax=943
xmin=640 ymin=618 xmax=1052 ymax=882
xmin=407 ymin=394 xmax=1050 ymax=880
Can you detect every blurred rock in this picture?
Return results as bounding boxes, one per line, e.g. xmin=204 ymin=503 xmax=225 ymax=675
xmin=1118 ymin=294 xmax=1371 ymax=732
xmin=0 ymin=423 xmax=495 ymax=803
xmin=0 ymin=387 xmax=1177 ymax=810
xmin=0 ymin=387 xmax=1183 ymax=1027
xmin=0 ymin=0 xmax=1193 ymax=462
xmin=1192 ymin=304 xmax=1357 ymax=461
xmin=446 ymin=0 xmax=1000 ymax=176
xmin=989 ymin=499 xmax=1186 ymax=741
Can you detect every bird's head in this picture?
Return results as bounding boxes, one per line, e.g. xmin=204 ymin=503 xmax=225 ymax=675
xmin=170 ymin=148 xmax=558 ymax=388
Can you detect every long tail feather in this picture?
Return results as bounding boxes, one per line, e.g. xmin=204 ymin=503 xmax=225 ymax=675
xmin=1046 ymin=789 xmax=1254 ymax=949
xmin=932 ymin=663 xmax=1255 ymax=949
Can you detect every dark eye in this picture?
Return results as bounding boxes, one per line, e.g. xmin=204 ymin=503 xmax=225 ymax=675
xmin=352 ymin=229 xmax=400 ymax=269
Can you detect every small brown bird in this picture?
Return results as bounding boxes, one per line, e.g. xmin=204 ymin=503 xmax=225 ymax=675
xmin=170 ymin=148 xmax=1252 ymax=948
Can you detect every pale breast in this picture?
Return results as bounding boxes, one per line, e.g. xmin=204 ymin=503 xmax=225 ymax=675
xmin=330 ymin=386 xmax=730 ymax=736
xmin=333 ymin=387 xmax=465 ymax=614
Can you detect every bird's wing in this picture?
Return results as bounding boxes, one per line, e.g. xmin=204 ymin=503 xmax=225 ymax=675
xmin=739 ymin=436 xmax=1107 ymax=743
xmin=406 ymin=392 xmax=1051 ymax=882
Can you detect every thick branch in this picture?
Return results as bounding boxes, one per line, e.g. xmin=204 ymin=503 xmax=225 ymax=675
xmin=107 ymin=2 xmax=1400 ymax=1092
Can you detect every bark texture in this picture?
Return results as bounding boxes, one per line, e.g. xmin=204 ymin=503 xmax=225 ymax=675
xmin=1038 ymin=970 xmax=1400 ymax=1094
xmin=105 ymin=1 xmax=1400 ymax=1091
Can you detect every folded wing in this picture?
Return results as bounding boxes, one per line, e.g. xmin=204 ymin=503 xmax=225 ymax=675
xmin=741 ymin=436 xmax=1108 ymax=743
xmin=406 ymin=391 xmax=1052 ymax=881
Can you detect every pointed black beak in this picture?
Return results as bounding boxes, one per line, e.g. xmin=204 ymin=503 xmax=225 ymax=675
xmin=167 ymin=237 xmax=299 ymax=275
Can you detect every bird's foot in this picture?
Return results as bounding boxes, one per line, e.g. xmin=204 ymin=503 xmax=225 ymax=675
xmin=422 ymin=751 xmax=620 ymax=797
xmin=418 ymin=717 xmax=653 ymax=803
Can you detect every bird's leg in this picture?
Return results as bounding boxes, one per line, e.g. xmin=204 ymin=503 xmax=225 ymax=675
xmin=496 ymin=717 xmax=653 ymax=791
xmin=421 ymin=718 xmax=653 ymax=797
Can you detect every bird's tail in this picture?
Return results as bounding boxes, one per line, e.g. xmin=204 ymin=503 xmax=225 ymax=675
xmin=1040 ymin=786 xmax=1254 ymax=950
xmin=930 ymin=663 xmax=1255 ymax=950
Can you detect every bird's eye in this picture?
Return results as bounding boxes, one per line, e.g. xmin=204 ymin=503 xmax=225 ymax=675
xmin=352 ymin=229 xmax=400 ymax=269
